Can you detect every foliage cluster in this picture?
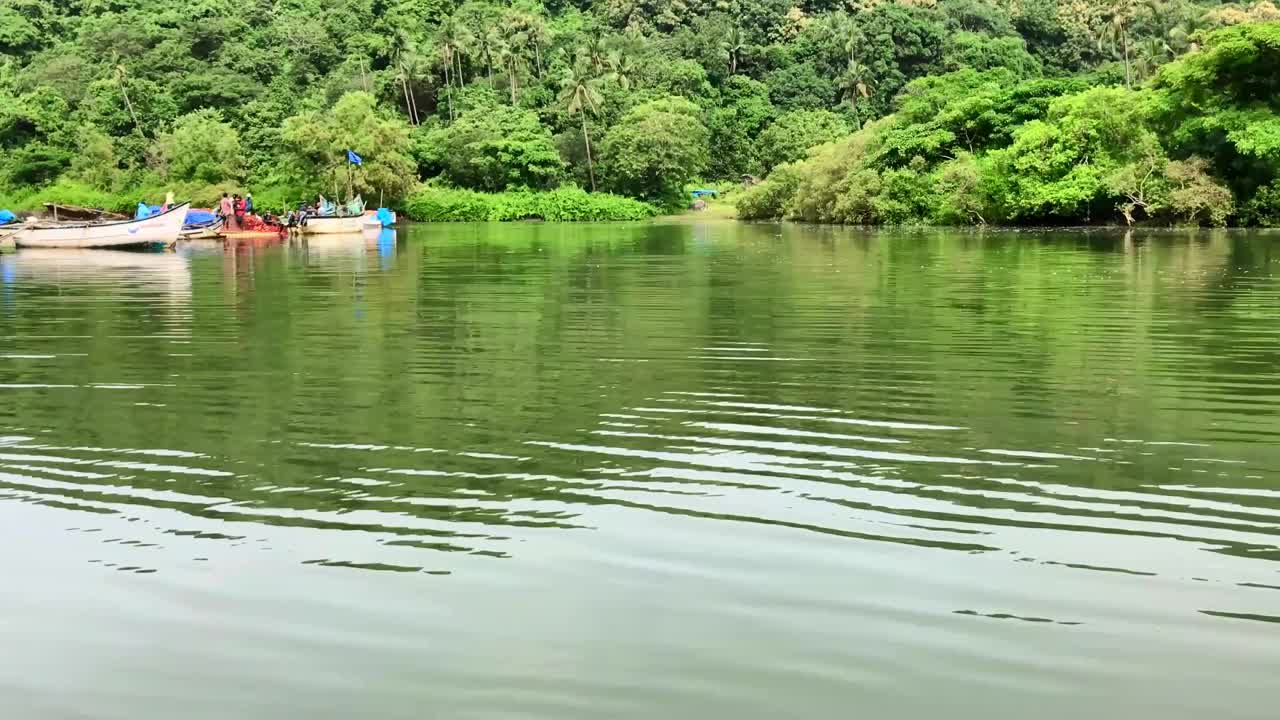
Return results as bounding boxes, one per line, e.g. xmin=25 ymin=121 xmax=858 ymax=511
xmin=0 ymin=0 xmax=1277 ymax=224
xmin=739 ymin=23 xmax=1280 ymax=226
xmin=403 ymin=186 xmax=658 ymax=221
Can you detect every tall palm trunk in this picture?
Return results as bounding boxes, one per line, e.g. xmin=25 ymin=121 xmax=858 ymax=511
xmin=1123 ymin=30 xmax=1132 ymax=88
xmin=442 ymin=60 xmax=454 ymax=121
xmin=534 ymin=43 xmax=542 ymax=78
xmin=850 ymin=97 xmax=861 ymax=131
xmin=116 ymin=72 xmax=142 ymax=136
xmin=510 ymin=61 xmax=518 ymax=104
xmin=581 ymin=113 xmax=596 ymax=192
xmin=408 ymin=77 xmax=420 ymax=124
xmin=400 ymin=71 xmax=415 ymax=124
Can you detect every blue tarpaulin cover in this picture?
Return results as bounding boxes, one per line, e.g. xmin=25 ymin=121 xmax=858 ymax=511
xmin=375 ymin=207 xmax=395 ymax=227
xmin=0 ymin=210 xmax=15 ymax=225
xmin=184 ymin=209 xmax=218 ymax=226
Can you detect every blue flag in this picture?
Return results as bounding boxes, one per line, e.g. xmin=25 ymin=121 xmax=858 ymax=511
xmin=347 ymin=150 xmax=363 ymax=165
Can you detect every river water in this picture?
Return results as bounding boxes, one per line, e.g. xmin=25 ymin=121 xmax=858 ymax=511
xmin=1 ymin=223 xmax=1278 ymax=719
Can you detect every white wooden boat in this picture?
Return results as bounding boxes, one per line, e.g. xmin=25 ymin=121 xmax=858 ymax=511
xmin=300 ymin=213 xmax=381 ymax=235
xmin=12 ymin=203 xmax=190 ymax=249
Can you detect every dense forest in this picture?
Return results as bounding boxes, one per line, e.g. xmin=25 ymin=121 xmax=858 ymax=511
xmin=0 ymin=0 xmax=1277 ymax=224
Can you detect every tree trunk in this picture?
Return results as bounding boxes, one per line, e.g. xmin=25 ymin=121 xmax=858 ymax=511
xmin=581 ymin=112 xmax=597 ymax=193
xmin=400 ymin=73 xmax=415 ymax=124
xmin=510 ymin=61 xmax=518 ymax=104
xmin=850 ymin=97 xmax=861 ymax=131
xmin=534 ymin=43 xmax=542 ymax=78
xmin=443 ymin=61 xmax=454 ymax=121
xmin=408 ymin=79 xmax=420 ymax=125
xmin=1122 ymin=30 xmax=1132 ymax=88
xmin=117 ymin=76 xmax=143 ymax=136
xmin=730 ymin=51 xmax=737 ymax=75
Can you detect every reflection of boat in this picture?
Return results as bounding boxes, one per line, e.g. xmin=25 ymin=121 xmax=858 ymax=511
xmin=300 ymin=234 xmax=366 ymax=256
xmin=12 ymin=203 xmax=190 ymax=249
xmin=1 ymin=249 xmax=192 ymax=299
xmin=43 ymin=203 xmax=128 ymax=222
xmin=222 ymin=228 xmax=287 ymax=241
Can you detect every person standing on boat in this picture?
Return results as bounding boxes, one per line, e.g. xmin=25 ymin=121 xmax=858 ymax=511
xmin=245 ymin=193 xmax=254 ymax=216
xmin=233 ymin=194 xmax=246 ymax=229
xmin=220 ymin=192 xmax=238 ymax=231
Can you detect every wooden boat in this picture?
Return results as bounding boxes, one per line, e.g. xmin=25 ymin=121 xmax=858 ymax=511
xmin=12 ymin=203 xmax=190 ymax=249
xmin=180 ymin=218 xmax=224 ymax=240
xmin=43 ymin=203 xmax=128 ymax=222
xmin=299 ymin=214 xmax=380 ymax=235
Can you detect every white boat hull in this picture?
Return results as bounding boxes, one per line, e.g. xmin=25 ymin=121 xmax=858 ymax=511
xmin=13 ymin=203 xmax=190 ymax=249
xmin=301 ymin=215 xmax=378 ymax=235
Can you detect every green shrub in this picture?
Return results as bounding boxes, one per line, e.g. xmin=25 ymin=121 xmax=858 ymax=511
xmin=1241 ymin=180 xmax=1280 ymax=226
xmin=736 ymin=164 xmax=802 ymax=220
xmin=403 ymin=187 xmax=658 ymax=222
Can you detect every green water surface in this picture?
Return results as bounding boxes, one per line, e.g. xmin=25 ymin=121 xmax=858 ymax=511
xmin=1 ymin=223 xmax=1278 ymax=719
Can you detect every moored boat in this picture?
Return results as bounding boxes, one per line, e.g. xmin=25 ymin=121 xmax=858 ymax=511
xmin=180 ymin=217 xmax=225 ymax=240
xmin=43 ymin=203 xmax=128 ymax=222
xmin=299 ymin=214 xmax=378 ymax=235
xmin=12 ymin=203 xmax=190 ymax=249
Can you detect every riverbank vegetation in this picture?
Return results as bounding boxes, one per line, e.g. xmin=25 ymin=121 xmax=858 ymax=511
xmin=0 ymin=1 xmax=1277 ymax=224
xmin=739 ymin=21 xmax=1280 ymax=226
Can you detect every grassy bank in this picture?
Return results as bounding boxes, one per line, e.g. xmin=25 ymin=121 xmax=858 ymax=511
xmin=402 ymin=187 xmax=658 ymax=222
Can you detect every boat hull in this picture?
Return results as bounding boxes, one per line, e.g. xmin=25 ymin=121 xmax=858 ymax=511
xmin=301 ymin=215 xmax=379 ymax=235
xmin=14 ymin=203 xmax=190 ymax=249
xmin=181 ymin=218 xmax=225 ymax=240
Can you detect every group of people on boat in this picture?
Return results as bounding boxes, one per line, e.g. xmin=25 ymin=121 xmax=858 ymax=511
xmin=285 ymin=194 xmax=365 ymax=227
xmin=217 ymin=192 xmax=256 ymax=232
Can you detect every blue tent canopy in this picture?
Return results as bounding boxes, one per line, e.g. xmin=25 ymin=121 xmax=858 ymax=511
xmin=690 ymin=189 xmax=719 ymax=198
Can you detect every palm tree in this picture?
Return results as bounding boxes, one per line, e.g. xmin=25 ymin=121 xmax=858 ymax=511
xmin=584 ymin=34 xmax=609 ymax=74
xmin=608 ymin=50 xmax=637 ymax=91
xmin=473 ymin=25 xmax=503 ymax=89
xmin=838 ymin=59 xmax=873 ymax=130
xmin=559 ymin=64 xmax=604 ymax=192
xmin=723 ymin=25 xmax=745 ymax=75
xmin=500 ymin=40 xmax=528 ymax=105
xmin=389 ymin=30 xmax=419 ymax=124
xmin=526 ymin=14 xmax=551 ymax=78
xmin=436 ymin=19 xmax=466 ymax=121
xmin=1098 ymin=0 xmax=1137 ymax=88
xmin=827 ymin=11 xmax=858 ymax=61
xmin=1135 ymin=37 xmax=1165 ymax=79
xmin=403 ymin=51 xmax=432 ymax=125
xmin=454 ymin=24 xmax=475 ymax=86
